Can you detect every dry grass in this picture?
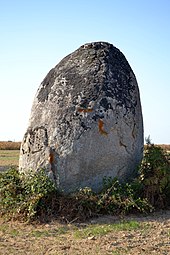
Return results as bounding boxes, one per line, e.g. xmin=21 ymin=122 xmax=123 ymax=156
xmin=0 ymin=141 xmax=21 ymax=150
xmin=0 ymin=150 xmax=19 ymax=167
xmin=158 ymin=144 xmax=170 ymax=151
xmin=144 ymin=144 xmax=170 ymax=151
xmin=0 ymin=142 xmax=20 ymax=169
xmin=0 ymin=211 xmax=169 ymax=255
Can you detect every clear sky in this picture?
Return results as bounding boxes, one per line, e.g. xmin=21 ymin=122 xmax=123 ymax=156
xmin=0 ymin=0 xmax=170 ymax=144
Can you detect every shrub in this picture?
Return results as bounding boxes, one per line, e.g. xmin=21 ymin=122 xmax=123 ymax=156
xmin=139 ymin=138 xmax=170 ymax=208
xmin=95 ymin=177 xmax=153 ymax=215
xmin=0 ymin=168 xmax=23 ymax=216
xmin=0 ymin=168 xmax=58 ymax=221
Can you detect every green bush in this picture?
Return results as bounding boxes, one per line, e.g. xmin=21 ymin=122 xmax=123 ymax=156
xmin=0 ymin=168 xmax=23 ymax=215
xmin=139 ymin=138 xmax=170 ymax=208
xmin=0 ymin=168 xmax=57 ymax=221
xmin=95 ymin=177 xmax=153 ymax=215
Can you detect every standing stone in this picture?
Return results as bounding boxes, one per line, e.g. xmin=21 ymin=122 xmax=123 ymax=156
xmin=19 ymin=42 xmax=143 ymax=193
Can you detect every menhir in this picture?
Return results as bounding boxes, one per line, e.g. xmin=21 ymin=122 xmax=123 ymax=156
xmin=19 ymin=41 xmax=144 ymax=193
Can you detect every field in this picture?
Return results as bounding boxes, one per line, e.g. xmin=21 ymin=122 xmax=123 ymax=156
xmin=0 ymin=141 xmax=21 ymax=150
xmin=0 ymin=150 xmax=19 ymax=167
xmin=0 ymin=141 xmax=170 ymax=254
xmin=0 ymin=210 xmax=169 ymax=254
xmin=0 ymin=141 xmax=20 ymax=171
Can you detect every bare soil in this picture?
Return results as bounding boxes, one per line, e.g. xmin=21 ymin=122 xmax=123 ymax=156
xmin=0 ymin=210 xmax=169 ymax=255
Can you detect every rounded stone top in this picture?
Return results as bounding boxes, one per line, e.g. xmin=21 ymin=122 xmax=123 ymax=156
xmin=37 ymin=41 xmax=135 ymax=115
xmin=58 ymin=41 xmax=131 ymax=72
xmin=81 ymin=41 xmax=115 ymax=48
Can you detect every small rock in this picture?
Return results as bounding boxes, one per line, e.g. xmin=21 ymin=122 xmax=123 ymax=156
xmin=88 ymin=235 xmax=96 ymax=240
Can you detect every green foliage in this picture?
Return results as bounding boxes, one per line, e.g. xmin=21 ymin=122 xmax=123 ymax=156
xmin=139 ymin=138 xmax=170 ymax=207
xmin=0 ymin=168 xmax=24 ymax=215
xmin=72 ymin=178 xmax=152 ymax=221
xmin=0 ymin=168 xmax=57 ymax=221
xmin=93 ymin=177 xmax=152 ymax=216
xmin=0 ymin=139 xmax=169 ymax=222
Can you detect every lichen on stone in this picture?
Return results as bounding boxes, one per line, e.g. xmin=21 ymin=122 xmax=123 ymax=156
xmin=19 ymin=41 xmax=143 ymax=193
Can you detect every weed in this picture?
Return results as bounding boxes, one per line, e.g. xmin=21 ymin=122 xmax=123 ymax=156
xmin=0 ymin=223 xmax=9 ymax=234
xmin=96 ymin=177 xmax=153 ymax=215
xmin=0 ymin=168 xmax=58 ymax=221
xmin=0 ymin=223 xmax=20 ymax=237
xmin=31 ymin=226 xmax=68 ymax=237
xmin=112 ymin=247 xmax=128 ymax=255
xmin=112 ymin=251 xmax=122 ymax=255
xmin=10 ymin=228 xmax=20 ymax=237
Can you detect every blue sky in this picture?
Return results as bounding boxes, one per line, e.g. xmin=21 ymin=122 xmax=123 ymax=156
xmin=0 ymin=0 xmax=170 ymax=143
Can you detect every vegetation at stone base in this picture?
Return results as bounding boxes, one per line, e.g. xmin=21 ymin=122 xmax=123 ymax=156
xmin=0 ymin=141 xmax=170 ymax=223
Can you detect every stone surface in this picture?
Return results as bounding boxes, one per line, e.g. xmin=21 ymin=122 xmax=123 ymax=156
xmin=19 ymin=41 xmax=143 ymax=193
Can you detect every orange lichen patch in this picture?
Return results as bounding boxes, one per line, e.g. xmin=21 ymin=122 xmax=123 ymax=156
xmin=98 ymin=119 xmax=108 ymax=136
xmin=77 ymin=107 xmax=93 ymax=113
xmin=49 ymin=152 xmax=54 ymax=164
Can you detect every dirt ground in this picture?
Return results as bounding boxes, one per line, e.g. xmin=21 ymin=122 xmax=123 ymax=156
xmin=0 ymin=210 xmax=169 ymax=255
